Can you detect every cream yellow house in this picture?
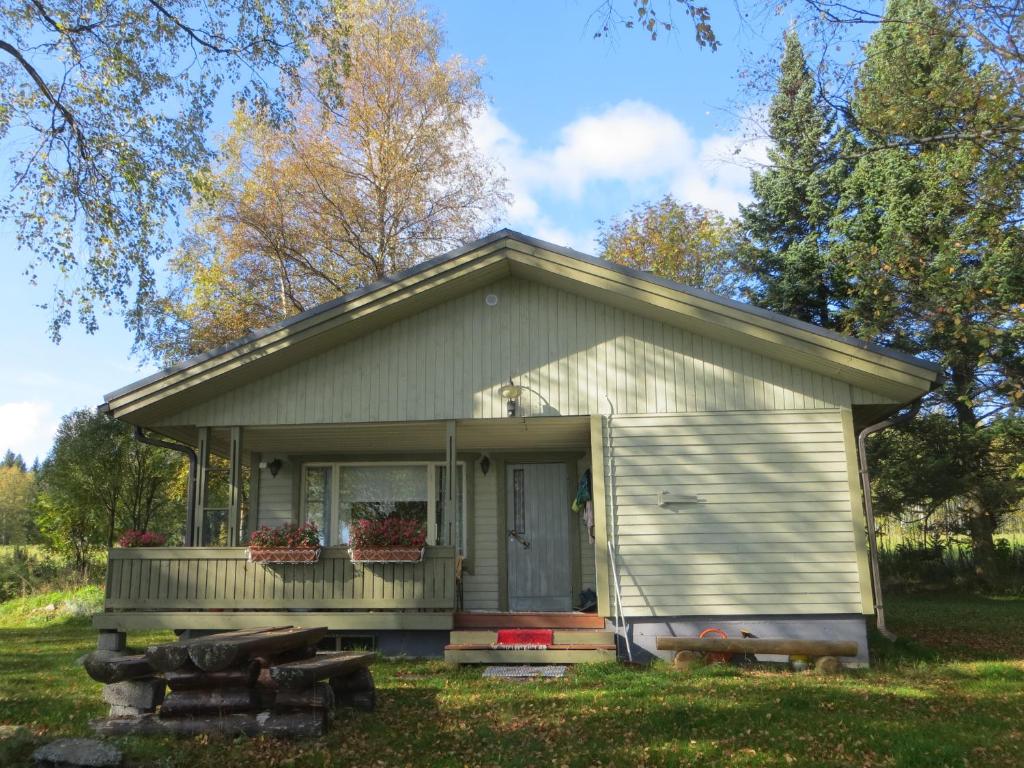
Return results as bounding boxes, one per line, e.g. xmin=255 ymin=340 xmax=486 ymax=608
xmin=97 ymin=230 xmax=941 ymax=664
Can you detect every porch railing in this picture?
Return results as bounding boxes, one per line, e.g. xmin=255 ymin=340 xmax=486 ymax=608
xmin=103 ymin=546 xmax=457 ymax=612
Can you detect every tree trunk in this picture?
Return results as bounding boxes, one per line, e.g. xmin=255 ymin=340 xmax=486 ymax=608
xmin=967 ymin=511 xmax=1002 ymax=587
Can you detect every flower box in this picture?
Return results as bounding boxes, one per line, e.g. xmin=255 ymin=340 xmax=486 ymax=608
xmin=349 ymin=546 xmax=424 ymax=564
xmin=248 ymin=546 xmax=322 ymax=564
xmin=348 ymin=517 xmax=427 ymax=563
xmin=247 ymin=521 xmax=321 ymax=564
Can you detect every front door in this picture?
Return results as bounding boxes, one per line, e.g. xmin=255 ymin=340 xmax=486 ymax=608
xmin=506 ymin=463 xmax=572 ymax=611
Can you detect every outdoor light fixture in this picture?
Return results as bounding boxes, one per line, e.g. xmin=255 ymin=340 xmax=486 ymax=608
xmin=499 ymin=379 xmax=522 ymax=418
xmin=266 ymin=458 xmax=283 ymax=477
xmin=479 ymin=454 xmax=491 ymax=476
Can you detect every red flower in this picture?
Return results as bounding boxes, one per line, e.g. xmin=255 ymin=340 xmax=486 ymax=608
xmin=248 ymin=521 xmax=320 ymax=549
xmin=117 ymin=530 xmax=167 ymax=547
xmin=349 ymin=516 xmax=426 ymax=548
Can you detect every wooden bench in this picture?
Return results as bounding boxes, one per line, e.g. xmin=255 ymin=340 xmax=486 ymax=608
xmin=655 ymin=636 xmax=858 ymax=674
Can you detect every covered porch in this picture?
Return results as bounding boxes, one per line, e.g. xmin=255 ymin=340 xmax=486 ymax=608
xmin=95 ymin=415 xmax=607 ymax=635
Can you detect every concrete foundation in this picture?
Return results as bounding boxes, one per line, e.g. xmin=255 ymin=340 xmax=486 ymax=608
xmin=612 ymin=614 xmax=871 ymax=667
xmin=324 ymin=630 xmax=450 ymax=658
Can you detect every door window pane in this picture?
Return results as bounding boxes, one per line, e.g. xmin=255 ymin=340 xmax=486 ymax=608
xmin=337 ymin=465 xmax=428 ymax=544
xmin=512 ymin=468 xmax=525 ymax=534
xmin=303 ymin=466 xmax=332 ymax=545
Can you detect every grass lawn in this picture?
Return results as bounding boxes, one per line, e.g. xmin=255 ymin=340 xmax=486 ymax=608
xmin=2 ymin=593 xmax=1023 ymax=767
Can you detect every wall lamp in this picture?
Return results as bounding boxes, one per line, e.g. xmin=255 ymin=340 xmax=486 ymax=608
xmin=499 ymin=379 xmax=522 ymax=418
xmin=259 ymin=458 xmax=283 ymax=477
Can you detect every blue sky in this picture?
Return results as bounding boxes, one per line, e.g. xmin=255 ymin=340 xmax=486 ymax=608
xmin=0 ymin=1 xmax=789 ymax=463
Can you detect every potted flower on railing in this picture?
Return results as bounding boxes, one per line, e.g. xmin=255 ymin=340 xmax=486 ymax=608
xmin=349 ymin=517 xmax=426 ymax=563
xmin=117 ymin=530 xmax=167 ymax=547
xmin=247 ymin=521 xmax=321 ymax=564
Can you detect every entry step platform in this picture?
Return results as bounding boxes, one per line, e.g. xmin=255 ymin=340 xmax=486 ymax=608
xmin=452 ymin=612 xmax=606 ymax=630
xmin=445 ymin=621 xmax=617 ymax=665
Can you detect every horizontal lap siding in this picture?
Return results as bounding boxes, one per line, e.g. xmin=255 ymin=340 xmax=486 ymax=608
xmin=158 ymin=278 xmax=893 ymax=428
xmin=606 ymin=410 xmax=863 ymax=617
xmin=256 ymin=464 xmax=294 ymax=528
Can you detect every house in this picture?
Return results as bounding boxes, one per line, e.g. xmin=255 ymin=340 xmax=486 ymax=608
xmin=97 ymin=230 xmax=941 ymax=665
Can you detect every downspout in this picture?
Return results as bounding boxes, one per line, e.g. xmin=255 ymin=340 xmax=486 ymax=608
xmin=855 ymin=398 xmax=922 ymax=641
xmin=133 ymin=426 xmax=197 ymax=547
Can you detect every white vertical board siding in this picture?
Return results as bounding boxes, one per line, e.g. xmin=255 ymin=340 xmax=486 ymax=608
xmin=462 ymin=462 xmax=500 ymax=610
xmin=158 ymin=277 xmax=894 ymax=428
xmin=604 ymin=410 xmax=865 ymax=617
xmin=255 ymin=463 xmax=294 ymax=529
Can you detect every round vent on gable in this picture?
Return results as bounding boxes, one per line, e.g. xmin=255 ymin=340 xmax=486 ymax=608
xmin=485 ymin=294 xmax=498 ymax=306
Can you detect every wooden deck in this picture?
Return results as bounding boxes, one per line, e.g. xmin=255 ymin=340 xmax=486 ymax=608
xmin=100 ymin=546 xmax=457 ymax=621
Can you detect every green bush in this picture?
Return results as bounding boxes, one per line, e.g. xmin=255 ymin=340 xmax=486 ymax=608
xmin=880 ymin=538 xmax=1024 ymax=592
xmin=0 ymin=545 xmax=104 ymax=603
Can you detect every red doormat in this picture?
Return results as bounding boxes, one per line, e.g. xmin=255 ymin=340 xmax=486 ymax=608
xmin=492 ymin=629 xmax=554 ymax=649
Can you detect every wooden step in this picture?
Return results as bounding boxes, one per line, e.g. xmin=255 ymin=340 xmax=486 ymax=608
xmin=449 ymin=630 xmax=615 ymax=646
xmin=444 ymin=646 xmax=617 ymax=665
xmin=453 ymin=612 xmax=605 ymax=630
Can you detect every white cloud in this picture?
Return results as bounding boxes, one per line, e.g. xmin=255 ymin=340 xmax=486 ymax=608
xmin=0 ymin=400 xmax=59 ymax=464
xmin=473 ymin=100 xmax=769 ymax=251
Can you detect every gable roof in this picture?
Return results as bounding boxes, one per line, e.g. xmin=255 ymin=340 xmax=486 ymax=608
xmin=103 ymin=229 xmax=942 ymax=423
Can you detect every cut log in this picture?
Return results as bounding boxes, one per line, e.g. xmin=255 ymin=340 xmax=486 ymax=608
xmin=101 ymin=678 xmax=165 ymax=709
xmin=252 ymin=644 xmax=317 ymax=668
xmin=84 ymin=652 xmax=156 ymax=684
xmin=273 ymin=682 xmax=335 ymax=710
xmin=815 ymin=656 xmax=843 ymax=675
xmin=146 ymin=627 xmax=290 ymax=672
xmin=92 ymin=710 xmax=326 ymax=739
xmin=188 ymin=627 xmax=328 ymax=672
xmin=335 ymin=689 xmax=376 ymax=712
xmin=672 ymin=651 xmax=703 ymax=671
xmin=159 ymin=687 xmax=265 ymax=717
xmin=164 ymin=662 xmax=260 ymax=691
xmin=655 ymin=637 xmax=859 ymax=658
xmin=329 ymin=667 xmax=374 ymax=695
xmin=108 ymin=705 xmax=148 ymax=719
xmin=268 ymin=651 xmax=375 ymax=690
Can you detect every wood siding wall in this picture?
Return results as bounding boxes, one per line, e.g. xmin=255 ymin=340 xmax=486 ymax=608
xmin=257 ymin=462 xmax=294 ymax=529
xmin=602 ymin=409 xmax=865 ymax=617
xmin=158 ymin=278 xmax=893 ymax=428
xmin=462 ymin=461 xmax=500 ymax=610
xmin=104 ymin=546 xmax=457 ymax=611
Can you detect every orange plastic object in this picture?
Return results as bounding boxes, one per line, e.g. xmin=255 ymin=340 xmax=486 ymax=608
xmin=699 ymin=627 xmax=733 ymax=664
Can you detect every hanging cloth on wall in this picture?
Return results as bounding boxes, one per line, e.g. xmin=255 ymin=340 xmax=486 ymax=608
xmin=572 ymin=469 xmax=595 ymax=544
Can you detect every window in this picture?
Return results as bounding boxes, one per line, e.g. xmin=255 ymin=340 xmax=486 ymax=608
xmin=303 ymin=466 xmax=332 ymax=545
xmin=338 ymin=465 xmax=428 ymax=545
xmin=301 ymin=462 xmax=467 ymax=552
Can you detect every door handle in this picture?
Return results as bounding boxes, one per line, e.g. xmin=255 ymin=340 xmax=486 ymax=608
xmin=507 ymin=530 xmax=531 ymax=549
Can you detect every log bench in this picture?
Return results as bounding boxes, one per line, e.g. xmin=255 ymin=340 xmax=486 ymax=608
xmin=655 ymin=636 xmax=858 ymax=674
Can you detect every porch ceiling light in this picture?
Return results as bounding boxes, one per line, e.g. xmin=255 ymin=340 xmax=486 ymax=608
xmin=499 ymin=379 xmax=522 ymax=418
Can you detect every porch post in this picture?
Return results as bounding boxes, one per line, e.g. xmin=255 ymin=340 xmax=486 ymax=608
xmin=227 ymin=426 xmax=243 ymax=546
xmin=442 ymin=420 xmax=457 ymax=546
xmin=194 ymin=427 xmax=210 ymax=547
xmin=589 ymin=415 xmax=612 ymax=618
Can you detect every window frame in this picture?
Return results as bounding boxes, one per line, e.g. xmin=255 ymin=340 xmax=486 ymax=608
xmin=300 ymin=460 xmax=468 ymax=553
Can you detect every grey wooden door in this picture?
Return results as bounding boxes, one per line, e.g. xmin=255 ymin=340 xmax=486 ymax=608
xmin=506 ymin=463 xmax=572 ymax=612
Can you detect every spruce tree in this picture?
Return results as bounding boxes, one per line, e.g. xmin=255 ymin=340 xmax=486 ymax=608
xmin=834 ymin=0 xmax=1024 ymax=584
xmin=739 ymin=30 xmax=846 ymax=329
